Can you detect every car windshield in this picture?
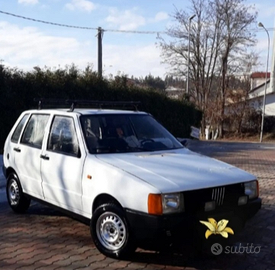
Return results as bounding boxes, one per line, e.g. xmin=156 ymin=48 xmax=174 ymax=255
xmin=80 ymin=114 xmax=183 ymax=154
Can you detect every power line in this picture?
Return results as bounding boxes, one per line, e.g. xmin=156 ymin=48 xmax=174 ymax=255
xmin=0 ymin=10 xmax=97 ymax=30
xmin=0 ymin=10 xmax=166 ymax=35
xmin=1 ymin=10 xmax=274 ymax=35
xmin=106 ymin=28 xmax=165 ymax=34
xmin=255 ymin=27 xmax=274 ymax=32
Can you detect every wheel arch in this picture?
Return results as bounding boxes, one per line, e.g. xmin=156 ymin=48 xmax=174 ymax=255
xmin=92 ymin=193 xmax=123 ymax=214
xmin=5 ymin=167 xmax=17 ymax=180
xmin=6 ymin=168 xmax=31 ymax=213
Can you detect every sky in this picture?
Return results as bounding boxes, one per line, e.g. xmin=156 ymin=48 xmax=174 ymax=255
xmin=0 ymin=0 xmax=275 ymax=79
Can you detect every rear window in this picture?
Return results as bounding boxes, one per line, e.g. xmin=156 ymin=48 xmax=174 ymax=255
xmin=11 ymin=114 xmax=29 ymax=143
xmin=21 ymin=114 xmax=50 ymax=149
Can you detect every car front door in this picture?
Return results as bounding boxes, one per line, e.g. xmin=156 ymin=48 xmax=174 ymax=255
xmin=41 ymin=115 xmax=85 ymax=213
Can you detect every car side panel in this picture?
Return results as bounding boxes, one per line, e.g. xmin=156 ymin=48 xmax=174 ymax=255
xmin=41 ymin=152 xmax=84 ymax=212
xmin=14 ymin=145 xmax=44 ymax=198
xmin=41 ymin=114 xmax=86 ymax=214
xmin=81 ymin=156 xmax=159 ymax=218
xmin=3 ymin=112 xmax=30 ymax=178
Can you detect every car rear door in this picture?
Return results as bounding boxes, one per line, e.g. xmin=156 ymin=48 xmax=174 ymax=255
xmin=40 ymin=114 xmax=86 ymax=213
xmin=14 ymin=113 xmax=50 ymax=199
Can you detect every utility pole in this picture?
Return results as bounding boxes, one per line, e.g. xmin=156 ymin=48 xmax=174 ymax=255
xmin=258 ymin=22 xmax=270 ymax=143
xmin=97 ymin=27 xmax=103 ymax=78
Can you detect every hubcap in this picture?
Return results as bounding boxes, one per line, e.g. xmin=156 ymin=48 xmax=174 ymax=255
xmin=96 ymin=211 xmax=126 ymax=251
xmin=9 ymin=179 xmax=20 ymax=206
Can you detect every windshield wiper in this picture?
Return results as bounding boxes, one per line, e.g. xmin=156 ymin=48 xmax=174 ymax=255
xmin=126 ymin=146 xmax=152 ymax=152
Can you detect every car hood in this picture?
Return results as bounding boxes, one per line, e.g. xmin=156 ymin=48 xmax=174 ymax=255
xmin=96 ymin=148 xmax=255 ymax=193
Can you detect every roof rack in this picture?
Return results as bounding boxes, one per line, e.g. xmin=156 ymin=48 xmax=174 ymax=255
xmin=34 ymin=98 xmax=141 ymax=112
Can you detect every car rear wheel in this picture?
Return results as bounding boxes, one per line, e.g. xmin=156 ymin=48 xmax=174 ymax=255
xmin=90 ymin=203 xmax=136 ymax=258
xmin=6 ymin=173 xmax=31 ymax=213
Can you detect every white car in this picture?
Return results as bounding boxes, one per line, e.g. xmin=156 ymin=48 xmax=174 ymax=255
xmin=2 ymin=101 xmax=261 ymax=258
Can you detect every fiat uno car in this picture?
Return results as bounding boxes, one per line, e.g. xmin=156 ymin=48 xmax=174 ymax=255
xmin=2 ymin=101 xmax=261 ymax=258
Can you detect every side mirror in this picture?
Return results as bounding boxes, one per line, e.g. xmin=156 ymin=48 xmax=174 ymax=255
xmin=177 ymin=138 xmax=188 ymax=147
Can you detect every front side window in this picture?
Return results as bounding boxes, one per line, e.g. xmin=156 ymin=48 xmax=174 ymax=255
xmin=21 ymin=114 xmax=50 ymax=149
xmin=47 ymin=116 xmax=80 ymax=157
xmin=11 ymin=114 xmax=29 ymax=143
xmin=80 ymin=114 xmax=183 ymax=154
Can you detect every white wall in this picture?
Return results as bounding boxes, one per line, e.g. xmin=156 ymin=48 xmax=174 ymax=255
xmin=249 ymin=93 xmax=275 ymax=116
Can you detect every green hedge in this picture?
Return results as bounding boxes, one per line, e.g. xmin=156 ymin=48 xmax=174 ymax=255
xmin=0 ymin=65 xmax=201 ymax=152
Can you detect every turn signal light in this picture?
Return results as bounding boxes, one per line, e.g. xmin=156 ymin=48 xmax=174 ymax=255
xmin=148 ymin=194 xmax=162 ymax=215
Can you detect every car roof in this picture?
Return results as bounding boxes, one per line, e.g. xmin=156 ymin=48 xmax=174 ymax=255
xmin=22 ymin=108 xmax=148 ymax=116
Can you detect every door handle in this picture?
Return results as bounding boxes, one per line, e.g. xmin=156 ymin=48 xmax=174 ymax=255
xmin=40 ymin=154 xmax=49 ymax=160
xmin=13 ymin=147 xmax=21 ymax=152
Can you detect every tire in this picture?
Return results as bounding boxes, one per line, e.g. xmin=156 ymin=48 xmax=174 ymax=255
xmin=6 ymin=173 xmax=31 ymax=213
xmin=90 ymin=203 xmax=136 ymax=258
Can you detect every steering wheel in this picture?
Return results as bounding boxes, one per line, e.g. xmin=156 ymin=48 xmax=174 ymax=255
xmin=140 ymin=139 xmax=154 ymax=145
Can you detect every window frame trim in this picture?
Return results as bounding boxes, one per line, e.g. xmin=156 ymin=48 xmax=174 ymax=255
xmin=20 ymin=113 xmax=51 ymax=149
xmin=46 ymin=114 xmax=81 ymax=158
xmin=11 ymin=113 xmax=30 ymax=144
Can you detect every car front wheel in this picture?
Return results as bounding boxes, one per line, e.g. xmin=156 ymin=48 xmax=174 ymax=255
xmin=90 ymin=203 xmax=136 ymax=258
xmin=6 ymin=173 xmax=31 ymax=213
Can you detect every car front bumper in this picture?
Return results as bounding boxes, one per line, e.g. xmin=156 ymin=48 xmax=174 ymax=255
xmin=125 ymin=198 xmax=261 ymax=248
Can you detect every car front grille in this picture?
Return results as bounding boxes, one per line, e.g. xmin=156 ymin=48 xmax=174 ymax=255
xmin=212 ymin=187 xmax=226 ymax=206
xmin=184 ymin=183 xmax=244 ymax=212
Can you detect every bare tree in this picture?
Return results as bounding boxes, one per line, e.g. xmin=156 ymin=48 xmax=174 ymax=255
xmin=213 ymin=0 xmax=257 ymax=136
xmin=159 ymin=0 xmax=258 ymax=137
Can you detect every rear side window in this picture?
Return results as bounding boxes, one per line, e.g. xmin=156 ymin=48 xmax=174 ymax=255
xmin=11 ymin=114 xmax=29 ymax=143
xmin=21 ymin=114 xmax=50 ymax=149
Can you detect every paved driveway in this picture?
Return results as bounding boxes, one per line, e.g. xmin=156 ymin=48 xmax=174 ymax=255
xmin=0 ymin=141 xmax=274 ymax=270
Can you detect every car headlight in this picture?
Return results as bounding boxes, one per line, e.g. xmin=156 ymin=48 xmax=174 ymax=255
xmin=162 ymin=193 xmax=184 ymax=214
xmin=148 ymin=193 xmax=184 ymax=215
xmin=244 ymin=180 xmax=259 ymax=199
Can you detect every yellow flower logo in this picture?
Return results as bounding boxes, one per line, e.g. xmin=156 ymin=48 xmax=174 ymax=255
xmin=199 ymin=218 xmax=234 ymax=239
